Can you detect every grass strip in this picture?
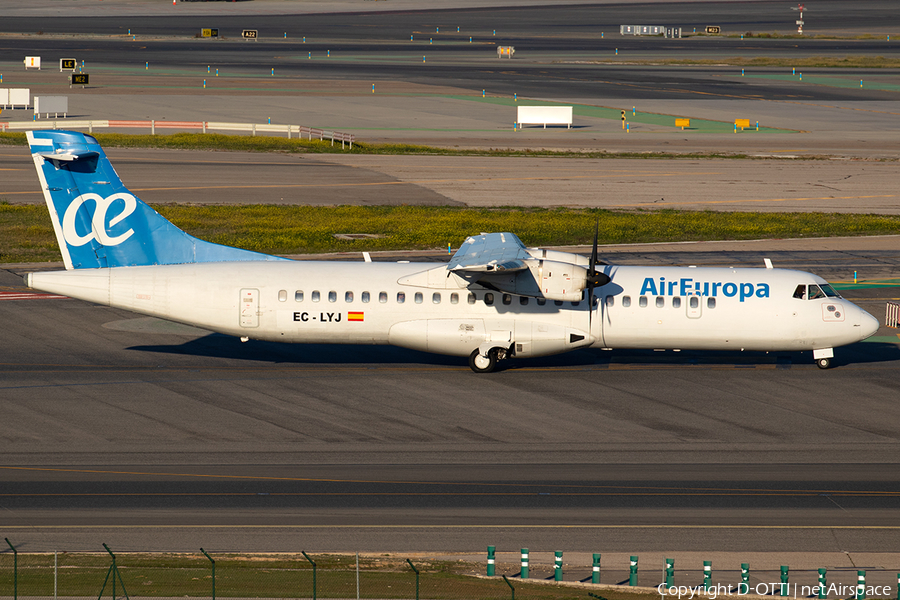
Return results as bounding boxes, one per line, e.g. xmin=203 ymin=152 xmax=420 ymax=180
xmin=565 ymin=55 xmax=900 ymax=69
xmin=0 ymin=131 xmax=793 ymax=158
xmin=2 ymin=203 xmax=899 ymax=264
xmin=0 ymin=552 xmax=658 ymax=600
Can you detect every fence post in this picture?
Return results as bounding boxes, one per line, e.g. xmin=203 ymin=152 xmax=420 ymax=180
xmin=98 ymin=543 xmax=129 ymax=600
xmin=301 ymin=552 xmax=316 ymax=600
xmin=629 ymin=556 xmax=638 ymax=586
xmin=740 ymin=563 xmax=749 ymax=593
xmin=703 ymin=561 xmax=711 ymax=590
xmin=554 ymin=552 xmax=562 ymax=581
xmin=487 ymin=546 xmax=495 ymax=576
xmin=503 ymin=575 xmax=515 ymax=600
xmin=592 ymin=554 xmax=600 ymax=584
xmin=406 ymin=559 xmax=419 ymax=600
xmin=780 ymin=566 xmax=789 ymax=597
xmin=857 ymin=571 xmax=866 ymax=600
xmin=200 ymin=548 xmax=215 ymax=600
xmin=818 ymin=568 xmax=827 ymax=599
xmin=665 ymin=558 xmax=674 ymax=587
xmin=520 ymin=549 xmax=528 ymax=579
xmin=4 ymin=538 xmax=15 ymax=600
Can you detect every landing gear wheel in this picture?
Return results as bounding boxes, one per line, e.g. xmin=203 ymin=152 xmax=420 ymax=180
xmin=816 ymin=357 xmax=832 ymax=369
xmin=469 ymin=348 xmax=498 ymax=373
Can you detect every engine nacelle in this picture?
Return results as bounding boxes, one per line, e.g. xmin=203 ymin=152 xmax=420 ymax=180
xmin=538 ymin=260 xmax=588 ymax=301
xmin=471 ymin=259 xmax=590 ymax=301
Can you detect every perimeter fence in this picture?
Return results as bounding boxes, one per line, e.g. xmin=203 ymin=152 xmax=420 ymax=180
xmin=0 ymin=548 xmax=564 ymax=600
xmin=5 ymin=546 xmax=900 ymax=600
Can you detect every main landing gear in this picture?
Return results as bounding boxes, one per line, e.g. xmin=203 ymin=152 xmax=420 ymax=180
xmin=816 ymin=357 xmax=832 ymax=369
xmin=468 ymin=346 xmax=509 ymax=373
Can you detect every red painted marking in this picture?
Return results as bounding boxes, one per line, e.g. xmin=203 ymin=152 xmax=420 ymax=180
xmin=0 ymin=291 xmax=68 ymax=301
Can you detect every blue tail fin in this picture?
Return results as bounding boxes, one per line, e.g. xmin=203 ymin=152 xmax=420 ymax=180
xmin=28 ymin=130 xmax=286 ymax=269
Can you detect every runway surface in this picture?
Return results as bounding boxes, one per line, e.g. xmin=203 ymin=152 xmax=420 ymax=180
xmin=2 ymin=241 xmax=899 ymax=552
xmin=3 ymin=1 xmax=900 ymax=155
xmin=3 ymin=1 xmax=900 ymax=560
xmin=5 ymin=146 xmax=900 ymax=213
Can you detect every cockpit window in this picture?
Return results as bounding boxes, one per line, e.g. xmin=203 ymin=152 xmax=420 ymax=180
xmin=808 ymin=284 xmax=826 ymax=300
xmin=792 ymin=284 xmax=806 ymax=300
xmin=820 ymin=284 xmax=841 ymax=298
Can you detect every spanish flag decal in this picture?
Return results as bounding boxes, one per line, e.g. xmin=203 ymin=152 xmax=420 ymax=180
xmin=348 ymin=312 xmax=364 ymax=322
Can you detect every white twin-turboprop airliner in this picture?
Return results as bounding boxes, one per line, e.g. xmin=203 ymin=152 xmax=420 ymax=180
xmin=25 ymin=130 xmax=879 ymax=372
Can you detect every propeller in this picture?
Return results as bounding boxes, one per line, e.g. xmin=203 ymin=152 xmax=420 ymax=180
xmin=586 ymin=220 xmax=610 ymax=329
xmin=586 ymin=220 xmax=610 ymax=291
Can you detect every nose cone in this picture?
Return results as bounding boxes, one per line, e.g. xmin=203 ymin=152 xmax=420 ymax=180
xmin=859 ymin=309 xmax=880 ymax=340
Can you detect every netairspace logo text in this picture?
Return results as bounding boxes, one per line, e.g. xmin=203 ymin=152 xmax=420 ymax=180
xmin=657 ymin=583 xmax=893 ymax=600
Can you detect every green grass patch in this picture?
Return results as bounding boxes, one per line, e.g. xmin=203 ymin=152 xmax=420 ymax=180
xmin=0 ymin=131 xmax=785 ymax=158
xmin=2 ymin=203 xmax=900 ymax=264
xmin=579 ymin=55 xmax=900 ymax=69
xmin=0 ymin=552 xmax=660 ymax=600
xmin=728 ymin=32 xmax=898 ymax=41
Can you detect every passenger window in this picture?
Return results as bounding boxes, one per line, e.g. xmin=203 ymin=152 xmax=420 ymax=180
xmin=537 ymin=298 xmax=546 ymax=306
xmin=606 ymin=295 xmax=614 ymax=307
xmin=672 ymin=297 xmax=681 ymax=308
xmin=311 ymin=290 xmax=320 ymax=302
xmin=622 ymin=296 xmax=631 ymax=308
xmin=278 ymin=290 xmax=287 ymax=302
xmin=484 ymin=293 xmax=494 ymax=305
xmin=554 ymin=300 xmax=563 ymax=307
xmin=451 ymin=293 xmax=459 ymax=304
xmin=639 ymin=296 xmax=648 ymax=308
xmin=379 ymin=292 xmax=388 ymax=303
xmin=345 ymin=291 xmax=354 ymax=303
xmin=294 ymin=290 xmax=304 ymax=302
xmin=328 ymin=291 xmax=337 ymax=303
xmin=433 ymin=292 xmax=441 ymax=304
xmin=808 ymin=285 xmax=825 ymax=300
xmin=361 ymin=291 xmax=370 ymax=303
xmin=656 ymin=296 xmax=664 ymax=308
xmin=707 ymin=297 xmax=716 ymax=309
xmin=793 ymin=284 xmax=806 ymax=299
xmin=520 ymin=296 xmax=529 ymax=306
xmin=414 ymin=292 xmax=423 ymax=304
xmin=502 ymin=294 xmax=512 ymax=305
xmin=397 ymin=292 xmax=405 ymax=303
xmin=690 ymin=296 xmax=699 ymax=309
xmin=467 ymin=293 xmax=476 ymax=305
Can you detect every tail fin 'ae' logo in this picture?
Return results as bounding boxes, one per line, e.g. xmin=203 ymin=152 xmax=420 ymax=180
xmin=62 ymin=193 xmax=137 ymax=247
